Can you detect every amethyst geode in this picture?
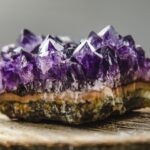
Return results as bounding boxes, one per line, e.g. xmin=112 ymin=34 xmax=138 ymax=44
xmin=0 ymin=25 xmax=149 ymax=95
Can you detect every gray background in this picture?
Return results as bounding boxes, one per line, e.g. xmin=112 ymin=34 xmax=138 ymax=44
xmin=0 ymin=0 xmax=150 ymax=55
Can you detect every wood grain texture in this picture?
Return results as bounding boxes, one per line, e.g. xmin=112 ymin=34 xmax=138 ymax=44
xmin=0 ymin=108 xmax=150 ymax=150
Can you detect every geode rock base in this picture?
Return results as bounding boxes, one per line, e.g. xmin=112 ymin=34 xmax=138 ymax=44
xmin=0 ymin=88 xmax=146 ymax=124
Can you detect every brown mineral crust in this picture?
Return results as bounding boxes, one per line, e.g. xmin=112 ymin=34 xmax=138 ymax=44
xmin=0 ymin=81 xmax=149 ymax=124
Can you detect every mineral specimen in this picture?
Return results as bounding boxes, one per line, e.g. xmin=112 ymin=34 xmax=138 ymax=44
xmin=0 ymin=26 xmax=149 ymax=124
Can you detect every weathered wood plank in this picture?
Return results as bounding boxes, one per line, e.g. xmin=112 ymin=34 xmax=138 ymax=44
xmin=0 ymin=108 xmax=150 ymax=150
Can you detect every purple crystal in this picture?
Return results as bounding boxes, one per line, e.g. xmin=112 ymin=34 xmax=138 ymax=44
xmin=72 ymin=41 xmax=103 ymax=80
xmin=98 ymin=25 xmax=121 ymax=48
xmin=96 ymin=46 xmax=120 ymax=87
xmin=36 ymin=36 xmax=64 ymax=75
xmin=88 ymin=31 xmax=103 ymax=50
xmin=2 ymin=49 xmax=35 ymax=91
xmin=17 ymin=29 xmax=43 ymax=52
xmin=0 ymin=26 xmax=149 ymax=94
xmin=14 ymin=52 xmax=34 ymax=84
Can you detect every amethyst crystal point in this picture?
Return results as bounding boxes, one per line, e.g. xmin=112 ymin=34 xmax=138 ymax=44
xmin=17 ymin=29 xmax=43 ymax=52
xmin=98 ymin=25 xmax=121 ymax=47
xmin=72 ymin=40 xmax=103 ymax=80
xmin=36 ymin=36 xmax=63 ymax=74
xmin=96 ymin=27 xmax=138 ymax=84
xmin=98 ymin=25 xmax=119 ymax=39
xmin=88 ymin=31 xmax=103 ymax=50
xmin=38 ymin=35 xmax=64 ymax=56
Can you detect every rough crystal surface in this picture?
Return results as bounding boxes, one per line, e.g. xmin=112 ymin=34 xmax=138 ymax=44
xmin=0 ymin=26 xmax=149 ymax=94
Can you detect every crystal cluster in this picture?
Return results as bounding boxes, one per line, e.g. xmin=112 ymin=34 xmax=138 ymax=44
xmin=0 ymin=25 xmax=149 ymax=95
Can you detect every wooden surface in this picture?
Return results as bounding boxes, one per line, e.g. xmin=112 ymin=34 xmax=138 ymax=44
xmin=0 ymin=108 xmax=150 ymax=150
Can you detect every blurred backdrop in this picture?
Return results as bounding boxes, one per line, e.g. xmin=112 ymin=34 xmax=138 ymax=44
xmin=0 ymin=0 xmax=150 ymax=55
